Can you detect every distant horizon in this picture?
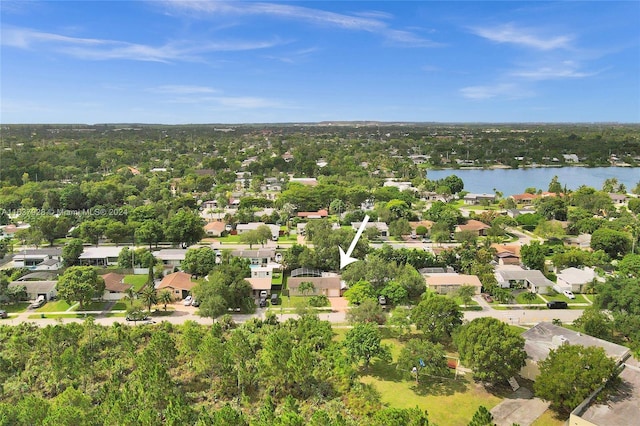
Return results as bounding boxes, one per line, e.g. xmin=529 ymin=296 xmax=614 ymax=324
xmin=2 ymin=121 xmax=639 ymax=126
xmin=2 ymin=1 xmax=639 ymax=123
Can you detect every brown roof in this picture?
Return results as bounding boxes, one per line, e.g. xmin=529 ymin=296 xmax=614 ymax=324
xmin=456 ymin=219 xmax=491 ymax=232
xmin=491 ymin=244 xmax=521 ymax=256
xmin=288 ymin=276 xmax=341 ymax=290
xmin=247 ymin=277 xmax=272 ymax=290
xmin=297 ymin=209 xmax=328 ymax=218
xmin=425 ymin=274 xmax=482 ymax=287
xmin=204 ymin=221 xmax=226 ymax=232
xmin=157 ymin=272 xmax=196 ymax=291
xmin=410 ymin=220 xmax=434 ymax=230
xmin=511 ymin=193 xmax=539 ymax=201
xmin=101 ymin=272 xmax=131 ymax=293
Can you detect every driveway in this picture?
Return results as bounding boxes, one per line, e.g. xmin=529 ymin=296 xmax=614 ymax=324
xmin=490 ymin=386 xmax=549 ymax=426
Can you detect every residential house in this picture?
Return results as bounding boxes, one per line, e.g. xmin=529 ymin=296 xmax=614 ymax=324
xmin=297 ymin=209 xmax=329 ymax=219
xmin=520 ymin=322 xmax=629 ymax=381
xmin=204 ymin=221 xmax=226 ymax=237
xmin=491 ymin=244 xmax=521 ymax=266
xmin=246 ymin=277 xmax=272 ymax=298
xmin=235 ymin=222 xmax=280 ymax=240
xmin=231 ymin=249 xmax=276 ymax=266
xmin=288 ymin=275 xmax=343 ymax=297
xmin=8 ymin=280 xmax=57 ymax=301
xmin=608 ymin=193 xmax=627 ymax=205
xmin=494 ymin=265 xmax=554 ymax=294
xmin=156 ymin=271 xmax=195 ymax=300
xmin=455 ymin=219 xmax=491 ymax=237
xmin=423 ymin=273 xmax=482 ymax=295
xmin=101 ymin=272 xmax=132 ymax=301
xmin=153 ymin=249 xmax=187 ymax=273
xmin=562 ymin=154 xmax=579 ymax=163
xmin=556 ymin=267 xmax=598 ymax=293
xmin=351 ymin=221 xmax=389 ymax=238
xmin=463 ymin=193 xmax=496 ymax=205
xmin=383 ymin=180 xmax=416 ymax=191
xmin=12 ymin=248 xmax=62 ymax=270
xmin=79 ymin=246 xmax=122 ymax=267
xmin=510 ymin=193 xmax=539 ymax=205
xmin=563 ymin=234 xmax=592 ymax=250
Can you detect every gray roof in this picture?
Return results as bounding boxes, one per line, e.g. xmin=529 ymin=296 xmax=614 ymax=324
xmin=521 ymin=322 xmax=630 ymax=364
xmin=16 ymin=271 xmax=58 ymax=281
xmin=14 ymin=248 xmax=62 ymax=257
xmin=495 ymin=268 xmax=554 ymax=290
xmin=231 ymin=249 xmax=275 ymax=258
xmin=153 ymin=249 xmax=187 ymax=260
xmin=9 ymin=280 xmax=57 ymax=293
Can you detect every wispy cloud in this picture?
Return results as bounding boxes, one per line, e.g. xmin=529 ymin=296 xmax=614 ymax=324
xmin=160 ymin=0 xmax=441 ymax=47
xmin=1 ymin=26 xmax=282 ymax=62
xmin=510 ymin=62 xmax=596 ymax=80
xmin=460 ymin=83 xmax=534 ymax=100
xmin=148 ymin=85 xmax=218 ymax=94
xmin=470 ymin=23 xmax=573 ymax=50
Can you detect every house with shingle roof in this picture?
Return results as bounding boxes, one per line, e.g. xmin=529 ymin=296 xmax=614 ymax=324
xmin=101 ymin=272 xmax=132 ymax=300
xmin=157 ymin=271 xmax=195 ymax=300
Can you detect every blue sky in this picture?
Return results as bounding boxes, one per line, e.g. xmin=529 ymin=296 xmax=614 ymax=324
xmin=1 ymin=1 xmax=639 ymax=124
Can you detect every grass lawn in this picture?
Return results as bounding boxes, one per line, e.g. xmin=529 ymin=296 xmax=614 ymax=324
xmin=545 ymin=293 xmax=590 ymax=304
xmin=124 ymin=275 xmax=148 ymax=292
xmin=0 ymin=302 xmax=30 ymax=313
xmin=515 ymin=293 xmax=546 ymax=304
xmin=36 ymin=300 xmax=73 ymax=312
xmin=448 ymin=296 xmax=479 ymax=307
xmin=271 ymin=272 xmax=284 ymax=285
xmin=531 ymin=409 xmax=565 ymax=426
xmin=28 ymin=313 xmax=97 ymax=319
xmin=360 ymin=336 xmax=501 ymax=426
xmin=111 ymin=301 xmax=127 ymax=311
xmin=78 ymin=301 xmax=111 ymax=311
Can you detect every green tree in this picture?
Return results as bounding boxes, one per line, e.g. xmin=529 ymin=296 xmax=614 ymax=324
xmin=521 ymin=241 xmax=546 ymax=271
xmin=388 ymin=306 xmax=412 ymax=337
xmin=346 ymin=299 xmax=386 ymax=325
xmin=534 ymin=344 xmax=617 ymax=414
xmin=56 ymin=266 xmax=105 ymax=309
xmin=574 ymin=307 xmax=613 ymax=341
xmin=182 ymin=247 xmax=217 ymax=277
xmin=104 ymin=220 xmax=132 ymax=244
xmin=591 ymin=228 xmax=631 ymax=259
xmin=62 ymin=238 xmax=84 ymax=267
xmin=370 ymin=407 xmax=430 ymax=426
xmin=343 ymin=280 xmax=377 ymax=305
xmin=135 ymin=219 xmax=164 ymax=249
xmin=298 ymin=281 xmax=315 ymax=296
xmin=158 ymin=289 xmax=173 ymax=311
xmin=457 ymin=285 xmax=476 ymax=308
xmin=139 ymin=285 xmax=157 ymax=313
xmin=454 ymin=317 xmax=527 ymax=385
xmin=239 ymin=230 xmax=261 ymax=248
xmin=33 ymin=215 xmax=72 ymax=246
xmin=256 ymin=224 xmax=273 ymax=246
xmin=522 ymin=291 xmax=538 ymax=307
xmin=396 ymin=338 xmax=448 ymax=383
xmin=165 ymin=209 xmax=205 ymax=247
xmin=618 ymin=253 xmax=640 ymax=278
xmin=344 ymin=323 xmax=392 ymax=369
xmin=411 ymin=295 xmax=463 ymax=343
xmin=468 ymin=405 xmax=495 ymax=426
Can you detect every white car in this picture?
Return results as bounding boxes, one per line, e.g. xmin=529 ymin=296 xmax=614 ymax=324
xmin=183 ymin=295 xmax=193 ymax=306
xmin=563 ymin=290 xmax=576 ymax=299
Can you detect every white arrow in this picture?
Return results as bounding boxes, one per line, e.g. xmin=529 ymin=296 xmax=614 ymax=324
xmin=339 ymin=215 xmax=370 ymax=269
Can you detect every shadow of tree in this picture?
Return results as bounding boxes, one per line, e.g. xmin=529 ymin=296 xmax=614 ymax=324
xmin=361 ymin=359 xmax=405 ymax=382
xmin=410 ymin=376 xmax=468 ymax=396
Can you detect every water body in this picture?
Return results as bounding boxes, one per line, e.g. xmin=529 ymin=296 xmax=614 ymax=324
xmin=426 ymin=167 xmax=639 ymax=196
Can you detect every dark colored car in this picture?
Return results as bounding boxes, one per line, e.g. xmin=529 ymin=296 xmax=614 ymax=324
xmin=547 ymin=301 xmax=568 ymax=309
xmin=270 ymin=294 xmax=280 ymax=305
xmin=259 ymin=298 xmax=267 ymax=308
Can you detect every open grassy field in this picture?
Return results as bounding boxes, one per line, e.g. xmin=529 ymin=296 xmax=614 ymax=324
xmin=78 ymin=301 xmax=112 ymax=311
xmin=124 ymin=274 xmax=148 ymax=292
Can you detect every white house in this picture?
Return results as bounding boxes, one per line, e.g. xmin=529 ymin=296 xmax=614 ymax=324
xmin=8 ymin=280 xmax=57 ymax=301
xmin=556 ymin=267 xmax=597 ymax=293
xmin=79 ymin=246 xmax=123 ymax=267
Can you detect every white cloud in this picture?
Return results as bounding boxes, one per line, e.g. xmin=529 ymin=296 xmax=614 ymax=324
xmin=471 ymin=23 xmax=573 ymax=50
xmin=1 ymin=26 xmax=283 ymax=62
xmin=148 ymin=85 xmax=218 ymax=94
xmin=460 ymin=83 xmax=534 ymax=100
xmin=510 ymin=61 xmax=595 ymax=80
xmin=160 ymin=0 xmax=439 ymax=47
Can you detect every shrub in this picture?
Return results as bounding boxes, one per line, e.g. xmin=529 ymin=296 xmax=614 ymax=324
xmin=309 ymin=295 xmax=329 ymax=307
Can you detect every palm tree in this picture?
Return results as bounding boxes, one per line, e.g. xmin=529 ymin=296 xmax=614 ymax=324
xmin=522 ymin=291 xmax=538 ymax=307
xmin=123 ymin=287 xmax=136 ymax=307
xmin=139 ymin=286 xmax=158 ymax=313
xmin=158 ymin=290 xmax=173 ymax=311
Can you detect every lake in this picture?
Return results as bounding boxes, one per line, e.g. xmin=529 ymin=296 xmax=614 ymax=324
xmin=426 ymin=167 xmax=639 ymax=196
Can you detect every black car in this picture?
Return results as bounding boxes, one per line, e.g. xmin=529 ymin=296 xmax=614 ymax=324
xmin=547 ymin=301 xmax=568 ymax=309
xmin=259 ymin=297 xmax=267 ymax=308
xmin=270 ymin=293 xmax=280 ymax=305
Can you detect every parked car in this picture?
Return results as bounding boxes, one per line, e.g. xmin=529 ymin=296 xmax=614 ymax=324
xmin=183 ymin=295 xmax=193 ymax=306
xmin=30 ymin=295 xmax=45 ymax=309
xmin=270 ymin=293 xmax=280 ymax=305
xmin=0 ymin=310 xmax=8 ymax=319
xmin=191 ymin=299 xmax=200 ymax=307
xmin=126 ymin=314 xmax=149 ymax=321
xmin=378 ymin=295 xmax=387 ymax=305
xmin=563 ymin=290 xmax=576 ymax=299
xmin=260 ymin=290 xmax=268 ymax=298
xmin=259 ymin=297 xmax=267 ymax=308
xmin=547 ymin=301 xmax=568 ymax=309
xmin=482 ymin=293 xmax=493 ymax=303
